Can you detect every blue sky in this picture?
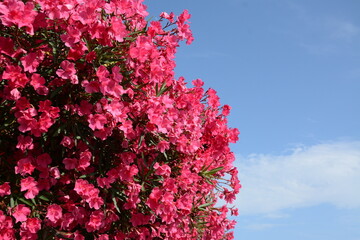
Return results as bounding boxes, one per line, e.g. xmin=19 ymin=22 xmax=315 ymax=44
xmin=146 ymin=1 xmax=360 ymax=239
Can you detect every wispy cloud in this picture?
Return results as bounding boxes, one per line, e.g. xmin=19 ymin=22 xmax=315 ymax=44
xmin=298 ymin=42 xmax=337 ymax=55
xmin=298 ymin=18 xmax=360 ymax=55
xmin=263 ymin=212 xmax=289 ymax=219
xmin=284 ymin=2 xmax=360 ymax=55
xmin=178 ymin=50 xmax=229 ymax=59
xmin=287 ymin=1 xmax=360 ymax=40
xmin=245 ymin=223 xmax=281 ymax=230
xmin=328 ymin=19 xmax=360 ymax=40
xmin=235 ymin=141 xmax=360 ymax=215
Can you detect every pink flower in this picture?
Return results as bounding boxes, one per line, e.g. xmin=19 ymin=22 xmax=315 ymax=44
xmin=36 ymin=153 xmax=52 ymax=169
xmin=22 ymin=218 xmax=41 ymax=233
xmin=192 ymin=79 xmax=204 ymax=87
xmin=177 ymin=9 xmax=191 ymax=24
xmin=0 ymin=182 xmax=11 ymax=197
xmin=112 ymin=66 xmax=123 ymax=83
xmin=9 ymin=88 xmax=21 ymax=100
xmin=104 ymin=100 xmax=125 ymax=121
xmin=207 ymin=88 xmax=220 ymax=108
xmin=96 ymin=177 xmax=113 ymax=189
xmin=85 ymin=210 xmax=104 ymax=232
xmin=154 ymin=162 xmax=171 ymax=177
xmin=160 ymin=12 xmax=175 ymax=23
xmin=0 ymin=0 xmax=38 ymax=35
xmin=223 ymin=188 xmax=236 ymax=204
xmin=147 ymin=21 xmax=164 ymax=37
xmin=60 ymin=136 xmax=74 ymax=148
xmin=73 ymin=179 xmax=88 ymax=196
xmin=74 ymin=231 xmax=85 ymax=240
xmin=157 ymin=140 xmax=170 ymax=153
xmin=85 ymin=51 xmax=97 ymax=62
xmin=228 ymin=128 xmax=240 ymax=143
xmin=60 ymin=213 xmax=75 ymax=231
xmin=63 ymin=158 xmax=78 ymax=170
xmin=81 ymin=80 xmax=100 ymax=93
xmin=2 ymin=65 xmax=29 ymax=88
xmin=123 ymin=183 xmax=141 ymax=210
xmin=118 ymin=165 xmax=138 ymax=182
xmin=88 ymin=196 xmax=104 ymax=210
xmin=46 ymin=204 xmax=63 ymax=223
xmin=16 ymin=135 xmax=34 ymax=152
xmin=30 ymin=74 xmax=48 ymax=95
xmin=15 ymin=108 xmax=37 ymax=133
xmin=79 ymin=100 xmax=93 ymax=115
xmin=110 ymin=16 xmax=127 ymax=42
xmin=38 ymin=100 xmax=60 ymax=119
xmin=96 ymin=65 xmax=109 ymax=80
xmin=129 ymin=36 xmax=154 ymax=63
xmin=12 ymin=204 xmax=31 ymax=222
xmin=30 ymin=114 xmax=54 ymax=137
xmin=176 ymin=195 xmax=192 ymax=212
xmin=130 ymin=213 xmax=151 ymax=227
xmin=15 ymin=157 xmax=35 ymax=176
xmin=60 ymin=26 xmax=82 ymax=47
xmin=15 ymin=96 xmax=30 ymax=110
xmin=222 ymin=105 xmax=231 ymax=116
xmin=56 ymin=60 xmax=77 ymax=80
xmin=20 ymin=177 xmax=39 ymax=199
xmin=0 ymin=36 xmax=16 ymax=57
xmin=97 ymin=234 xmax=109 ymax=240
xmin=49 ymin=167 xmax=61 ymax=179
xmin=77 ymin=151 xmax=91 ymax=171
xmin=88 ymin=114 xmax=107 ymax=130
xmin=146 ymin=187 xmax=162 ymax=210
xmin=74 ymin=179 xmax=104 ymax=209
xmin=177 ymin=10 xmax=194 ymax=44
xmin=20 ymin=51 xmax=43 ymax=73
xmin=0 ymin=210 xmax=15 ymax=238
xmin=230 ymin=208 xmax=239 ymax=216
xmin=67 ymin=42 xmax=87 ymax=61
xmin=0 ymin=1 xmax=241 ymax=237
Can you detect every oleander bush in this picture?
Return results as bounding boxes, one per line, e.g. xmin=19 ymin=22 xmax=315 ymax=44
xmin=0 ymin=0 xmax=241 ymax=239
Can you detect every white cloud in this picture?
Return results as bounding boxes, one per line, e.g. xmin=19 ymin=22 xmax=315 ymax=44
xmin=329 ymin=19 xmax=360 ymax=40
xmin=245 ymin=223 xmax=281 ymax=230
xmin=298 ymin=42 xmax=337 ymax=55
xmin=263 ymin=212 xmax=289 ymax=219
xmin=235 ymin=141 xmax=360 ymax=215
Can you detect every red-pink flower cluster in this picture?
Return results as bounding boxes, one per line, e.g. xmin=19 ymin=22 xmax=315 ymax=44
xmin=0 ymin=0 xmax=240 ymax=239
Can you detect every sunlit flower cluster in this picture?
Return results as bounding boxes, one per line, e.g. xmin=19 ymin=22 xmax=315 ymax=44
xmin=0 ymin=0 xmax=240 ymax=239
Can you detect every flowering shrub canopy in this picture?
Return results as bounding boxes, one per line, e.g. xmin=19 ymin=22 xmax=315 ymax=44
xmin=0 ymin=0 xmax=241 ymax=239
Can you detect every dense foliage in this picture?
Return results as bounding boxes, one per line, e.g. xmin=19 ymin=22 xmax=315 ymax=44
xmin=0 ymin=0 xmax=241 ymax=239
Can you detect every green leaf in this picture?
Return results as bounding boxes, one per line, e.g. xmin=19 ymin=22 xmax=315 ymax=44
xmin=156 ymin=81 xmax=168 ymax=97
xmin=205 ymin=167 xmax=224 ymax=176
xmin=10 ymin=197 xmax=15 ymax=208
xmin=200 ymin=164 xmax=211 ymax=173
xmin=18 ymin=197 xmax=34 ymax=207
xmin=163 ymin=151 xmax=169 ymax=161
xmin=138 ymin=134 xmax=145 ymax=148
xmin=38 ymin=194 xmax=50 ymax=202
xmin=204 ymin=178 xmax=214 ymax=185
xmin=112 ymin=194 xmax=121 ymax=214
xmin=198 ymin=202 xmax=214 ymax=209
xmin=155 ymin=83 xmax=159 ymax=96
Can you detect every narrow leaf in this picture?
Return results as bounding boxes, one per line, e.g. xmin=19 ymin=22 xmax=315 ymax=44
xmin=198 ymin=202 xmax=214 ymax=209
xmin=18 ymin=197 xmax=33 ymax=207
xmin=205 ymin=167 xmax=224 ymax=175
